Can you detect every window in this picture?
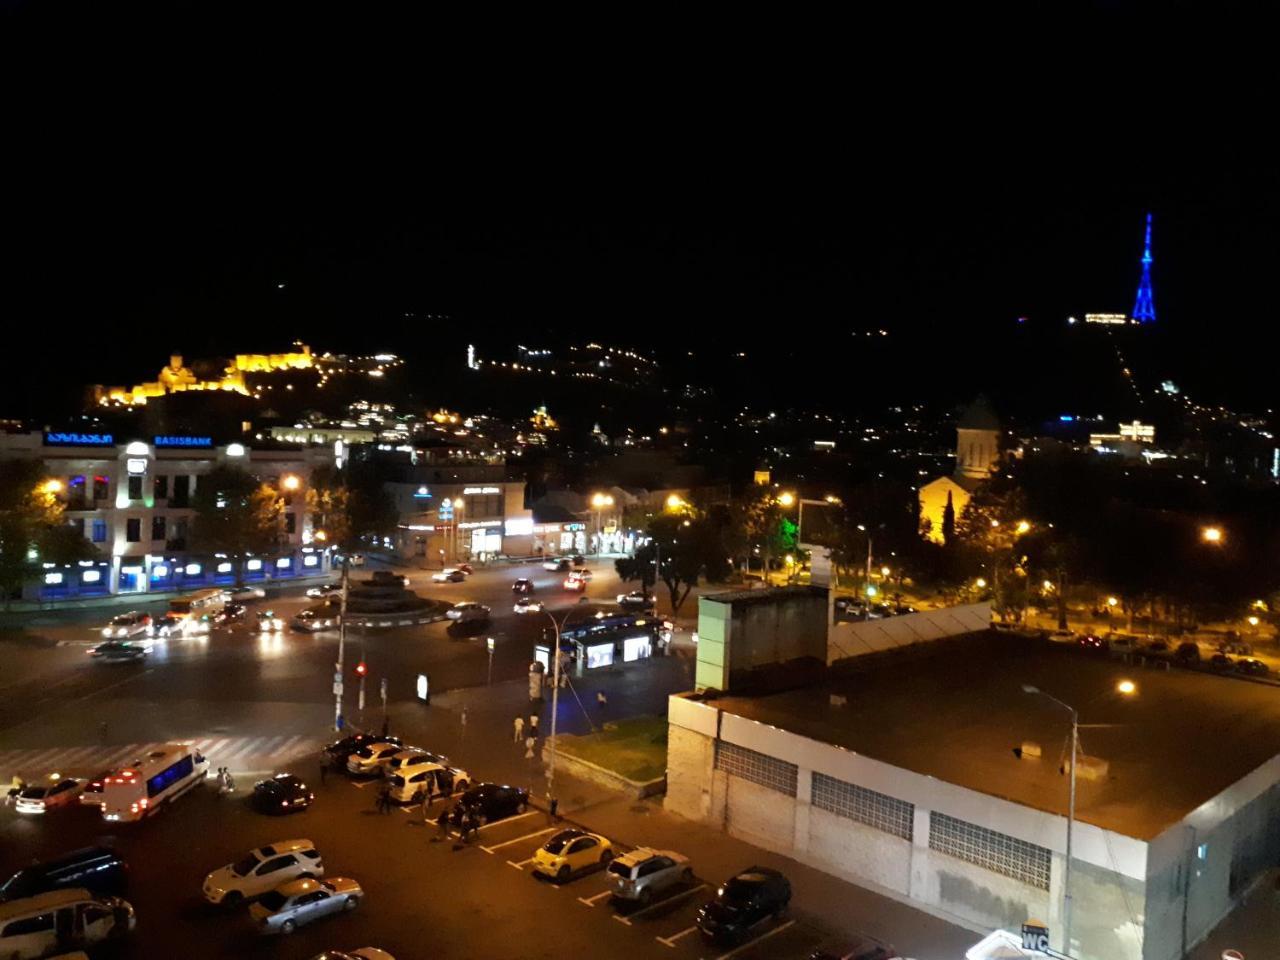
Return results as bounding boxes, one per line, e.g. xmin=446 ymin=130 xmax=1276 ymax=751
xmin=285 ymin=512 xmax=296 ymax=534
xmin=154 ymin=475 xmax=169 ymax=499
xmin=71 ymin=518 xmax=85 ymax=537
xmin=812 ymin=772 xmax=914 ymax=840
xmin=91 ymin=519 xmax=107 ymax=543
xmin=2 ymin=912 xmax=55 ymax=937
xmin=928 ymin=811 xmax=1051 ymax=890
xmin=146 ymin=755 xmax=194 ymax=796
xmin=714 ymin=740 xmax=798 ymax=796
xmin=151 ymin=516 xmax=166 ymax=542
xmin=126 ymin=518 xmax=141 ymax=542
xmin=92 ymin=475 xmax=109 ymax=500
xmin=257 ymin=855 xmax=296 ymax=875
xmin=127 ymin=475 xmax=142 ymax=501
xmin=172 ymin=475 xmax=190 ymax=507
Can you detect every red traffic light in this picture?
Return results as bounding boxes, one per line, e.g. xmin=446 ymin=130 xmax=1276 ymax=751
xmin=354 ymin=662 xmax=367 ymax=677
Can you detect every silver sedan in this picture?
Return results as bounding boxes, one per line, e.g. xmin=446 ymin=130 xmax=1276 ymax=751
xmin=250 ymin=877 xmax=363 ymax=935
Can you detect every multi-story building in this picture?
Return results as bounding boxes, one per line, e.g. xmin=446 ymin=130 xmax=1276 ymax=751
xmin=0 ymin=430 xmax=334 ymax=601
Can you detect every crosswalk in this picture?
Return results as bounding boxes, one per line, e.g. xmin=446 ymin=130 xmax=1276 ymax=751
xmin=0 ymin=734 xmax=320 ymax=781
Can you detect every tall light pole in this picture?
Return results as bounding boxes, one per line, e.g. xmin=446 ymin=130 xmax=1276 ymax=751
xmin=591 ymin=493 xmax=614 ymax=556
xmin=334 ymin=554 xmax=350 ymax=732
xmin=541 ymin=606 xmax=600 ymax=814
xmin=1022 ymin=680 xmax=1137 ymax=954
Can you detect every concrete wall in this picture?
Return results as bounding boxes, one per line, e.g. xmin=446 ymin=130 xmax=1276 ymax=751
xmin=827 ymin=602 xmax=991 ymax=664
xmin=696 ymin=589 xmax=827 ymax=692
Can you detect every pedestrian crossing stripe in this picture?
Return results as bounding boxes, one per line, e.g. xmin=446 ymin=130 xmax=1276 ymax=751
xmin=0 ymin=734 xmax=320 ymax=780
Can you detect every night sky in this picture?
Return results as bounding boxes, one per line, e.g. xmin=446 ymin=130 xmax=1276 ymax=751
xmin=4 ymin=126 xmax=1275 ymax=421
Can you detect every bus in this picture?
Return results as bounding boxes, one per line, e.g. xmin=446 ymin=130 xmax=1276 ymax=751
xmin=168 ymin=589 xmax=224 ymax=619
xmin=101 ymin=744 xmax=209 ymax=822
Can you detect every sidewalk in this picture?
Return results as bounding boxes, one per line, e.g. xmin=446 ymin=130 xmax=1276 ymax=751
xmin=1188 ymin=869 xmax=1280 ymax=960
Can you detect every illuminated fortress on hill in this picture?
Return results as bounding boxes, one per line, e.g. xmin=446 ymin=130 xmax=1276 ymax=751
xmin=94 ymin=344 xmax=316 ymax=406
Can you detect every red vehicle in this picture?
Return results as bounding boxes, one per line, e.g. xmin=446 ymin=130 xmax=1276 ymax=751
xmin=1077 ymin=633 xmax=1107 ymax=652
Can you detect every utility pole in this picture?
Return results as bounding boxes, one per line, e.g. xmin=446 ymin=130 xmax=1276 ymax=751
xmin=334 ymin=555 xmax=349 ymax=732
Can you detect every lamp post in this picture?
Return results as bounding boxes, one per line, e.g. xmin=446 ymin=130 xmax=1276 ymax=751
xmin=540 ymin=606 xmax=599 ymax=815
xmin=1022 ymin=680 xmax=1137 ymax=953
xmin=334 ymin=554 xmax=349 ymax=732
xmin=591 ymin=493 xmax=614 ymax=557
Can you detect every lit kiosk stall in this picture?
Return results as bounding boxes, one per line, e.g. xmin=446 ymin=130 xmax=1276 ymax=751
xmin=543 ymin=610 xmax=669 ymax=678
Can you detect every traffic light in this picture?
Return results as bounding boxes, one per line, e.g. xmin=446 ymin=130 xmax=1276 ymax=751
xmin=354 ymin=661 xmax=367 ymax=678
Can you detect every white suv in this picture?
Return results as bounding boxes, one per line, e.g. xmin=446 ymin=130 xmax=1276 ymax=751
xmin=101 ymin=612 xmax=152 ymax=639
xmin=202 ymin=839 xmax=323 ymax=905
xmin=345 ymin=741 xmax=404 ymax=776
xmin=388 ymin=762 xmax=471 ymax=803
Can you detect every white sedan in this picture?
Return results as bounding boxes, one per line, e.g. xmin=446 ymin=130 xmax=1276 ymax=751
xmin=14 ymin=776 xmax=85 ymax=814
xmin=101 ymin=611 xmax=152 ymax=639
xmin=514 ymin=597 xmax=544 ymax=615
xmin=224 ymin=586 xmax=267 ymax=602
xmin=432 ymin=568 xmax=467 ymax=583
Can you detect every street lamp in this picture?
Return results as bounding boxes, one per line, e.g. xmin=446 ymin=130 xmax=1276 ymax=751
xmin=1021 ymin=679 xmax=1137 ymax=954
xmin=590 ymin=493 xmax=614 ymax=556
xmin=1201 ymin=525 xmax=1223 ymax=544
xmin=281 ymin=474 xmax=301 ymax=492
xmin=540 ymin=606 xmax=602 ymax=816
xmin=777 ymin=491 xmax=796 ymax=508
xmin=1015 ymin=520 xmax=1032 ymax=535
xmin=41 ymin=479 xmax=63 ymax=495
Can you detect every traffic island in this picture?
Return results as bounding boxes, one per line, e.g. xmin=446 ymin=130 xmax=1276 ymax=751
xmin=552 ymin=715 xmax=668 ymax=799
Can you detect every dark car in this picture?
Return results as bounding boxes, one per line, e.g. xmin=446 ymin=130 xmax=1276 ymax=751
xmin=696 ymin=867 xmax=791 ymax=944
xmin=512 ymin=579 xmax=535 ymax=595
xmin=1077 ymin=633 xmax=1107 ymax=652
xmin=1144 ymin=639 xmax=1170 ymax=654
xmin=323 ymin=733 xmax=401 ymax=767
xmin=571 ymin=555 xmax=586 ymax=566
xmin=1236 ymin=657 xmax=1269 ymax=677
xmin=252 ymin=773 xmax=315 ymax=814
xmin=448 ymin=783 xmax=529 ymax=827
xmin=809 ymin=934 xmax=897 ymax=960
xmin=0 ymin=846 xmax=128 ymax=901
xmin=1174 ymin=641 xmax=1201 ymax=664
xmin=368 ymin=570 xmax=410 ymax=588
xmin=89 ymin=639 xmax=148 ymax=663
xmin=213 ymin=602 xmax=247 ymax=625
xmin=1209 ymin=653 xmax=1235 ymax=672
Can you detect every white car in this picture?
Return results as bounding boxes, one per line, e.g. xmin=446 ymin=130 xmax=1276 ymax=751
xmin=306 ymin=583 xmax=343 ymax=599
xmin=257 ymin=611 xmax=284 ymax=632
xmin=293 ymin=609 xmax=339 ymax=632
xmin=387 ymin=761 xmax=471 ymax=803
xmin=432 ymin=568 xmax=467 ymax=583
xmin=543 ymin=557 xmax=570 ymax=572
xmin=148 ymin=614 xmax=189 ymax=638
xmin=202 ymin=839 xmax=324 ymax=905
xmin=514 ymin=597 xmax=544 ymax=615
xmin=307 ymin=951 xmax=394 ymax=960
xmin=345 ymin=742 xmax=404 ymax=776
xmin=250 ymin=876 xmax=363 ymax=935
xmin=224 ymin=586 xmax=266 ymax=602
xmin=101 ymin=611 xmax=152 ymax=639
xmin=446 ymin=602 xmax=490 ymax=623
xmin=14 ymin=776 xmax=84 ymax=814
xmin=386 ymin=749 xmax=447 ymax=775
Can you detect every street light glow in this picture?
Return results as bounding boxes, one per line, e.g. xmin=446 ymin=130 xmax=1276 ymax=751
xmin=665 ymin=494 xmax=685 ymax=511
xmin=1117 ymin=679 xmax=1137 ymax=696
xmin=1016 ymin=520 xmax=1031 ymax=534
xmin=281 ymin=474 xmax=301 ymax=491
xmin=1201 ymin=525 xmax=1223 ymax=544
xmin=591 ymin=492 xmax=614 ymax=508
xmin=41 ymin=479 xmax=63 ymax=495
xmin=1107 ymin=596 xmax=1119 ymax=607
xmin=777 ymin=492 xmax=795 ymax=507
xmin=975 ymin=577 xmax=987 ymax=588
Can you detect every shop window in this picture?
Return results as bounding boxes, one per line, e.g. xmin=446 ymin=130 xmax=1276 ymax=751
xmin=154 ymin=475 xmax=169 ymax=499
xmin=91 ymin=519 xmax=107 ymax=543
xmin=152 ymin=516 xmax=166 ymax=542
xmin=126 ymin=518 xmax=141 ymax=542
xmin=127 ymin=475 xmax=143 ymax=501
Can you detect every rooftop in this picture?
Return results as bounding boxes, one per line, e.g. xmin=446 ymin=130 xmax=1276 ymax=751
xmin=709 ymin=633 xmax=1280 ymax=840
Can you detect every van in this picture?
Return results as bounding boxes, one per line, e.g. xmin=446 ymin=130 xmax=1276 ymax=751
xmin=0 ymin=888 xmax=134 ymax=958
xmin=0 ymin=849 xmax=128 ymax=902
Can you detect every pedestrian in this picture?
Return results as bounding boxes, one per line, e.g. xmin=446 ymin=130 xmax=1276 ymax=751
xmin=524 ymin=735 xmax=536 ymax=760
xmin=529 ymin=713 xmax=539 ymax=738
xmin=435 ymin=806 xmax=450 ymax=841
xmin=421 ymin=787 xmax=434 ymax=824
xmin=461 ymin=706 xmax=468 ymax=731
xmin=596 ymin=691 xmax=608 ymax=710
xmin=513 ymin=715 xmax=525 ymax=743
xmin=465 ymin=810 xmax=480 ymax=841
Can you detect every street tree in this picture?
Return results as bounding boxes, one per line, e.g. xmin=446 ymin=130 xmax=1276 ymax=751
xmin=0 ymin=460 xmax=98 ymax=608
xmin=190 ymin=465 xmax=281 ymax=584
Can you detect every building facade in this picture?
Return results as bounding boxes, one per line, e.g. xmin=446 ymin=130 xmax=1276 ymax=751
xmin=389 ymin=477 xmax=531 ymax=566
xmin=919 ymin=397 xmax=1002 ymax=543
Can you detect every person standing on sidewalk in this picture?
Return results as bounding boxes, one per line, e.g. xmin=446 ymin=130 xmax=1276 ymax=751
xmin=529 ymin=713 xmax=539 ymax=739
xmin=513 ymin=715 xmax=524 ymax=743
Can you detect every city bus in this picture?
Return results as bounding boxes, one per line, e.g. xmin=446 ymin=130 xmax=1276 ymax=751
xmin=168 ymin=589 xmax=224 ymax=619
xmin=101 ymin=744 xmax=209 ymax=822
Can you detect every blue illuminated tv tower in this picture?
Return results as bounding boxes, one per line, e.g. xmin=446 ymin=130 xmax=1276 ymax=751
xmin=1131 ymin=212 xmax=1156 ymax=324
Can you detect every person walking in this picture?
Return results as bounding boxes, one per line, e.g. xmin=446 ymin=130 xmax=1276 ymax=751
xmin=376 ymin=781 xmax=392 ymax=814
xmin=513 ymin=715 xmax=525 ymax=743
xmin=596 ymin=690 xmax=608 ymax=711
xmin=524 ymin=735 xmax=536 ymax=760
xmin=435 ymin=806 xmax=450 ymax=842
xmin=464 ymin=810 xmax=480 ymax=842
xmin=528 ymin=713 xmax=539 ymax=738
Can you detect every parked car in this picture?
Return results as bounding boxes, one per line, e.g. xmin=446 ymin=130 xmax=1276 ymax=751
xmin=202 ymin=839 xmax=324 ymax=905
xmin=808 ymin=934 xmax=898 ymax=960
xmin=149 ymin=613 xmax=189 ymax=639
xmin=1107 ymin=634 xmax=1139 ymax=654
xmin=1209 ymin=653 xmax=1235 ymax=672
xmin=448 ymin=783 xmax=529 ymax=827
xmin=388 ymin=762 xmax=469 ymax=804
xmin=532 ymin=828 xmax=614 ymax=881
xmin=514 ymin=596 xmax=544 ymax=615
xmin=213 ymin=602 xmax=247 ymax=625
xmin=0 ymin=889 xmax=134 ymax=956
xmin=433 ymin=568 xmax=467 ymax=583
xmin=1144 ymin=639 xmax=1170 ymax=654
xmin=543 ymin=558 xmax=570 ymax=572
xmin=606 ymin=847 xmax=691 ymax=904
xmin=253 ymin=774 xmax=314 ymax=814
xmin=386 ymin=749 xmax=447 ymax=775
xmin=1219 ymin=639 xmax=1254 ymax=655
xmin=616 ymin=591 xmax=656 ymax=610
xmin=697 ymin=867 xmax=791 ymax=944
xmin=224 ymin=586 xmax=266 ymax=602
xmin=307 ymin=583 xmax=343 ymax=599
xmin=1174 ymin=641 xmax=1201 ymax=664
xmin=345 ymin=742 xmax=404 ymax=776
xmin=89 ymin=639 xmax=148 ymax=663
xmin=0 ymin=847 xmax=128 ymax=902
xmin=445 ymin=602 xmax=490 ymax=623
xmin=14 ymin=776 xmax=84 ymax=814
xmin=892 ymin=604 xmax=917 ymax=616
xmin=1077 ymin=633 xmax=1107 ymax=652
xmin=1236 ymin=657 xmax=1269 ymax=677
xmin=512 ymin=579 xmax=535 ymax=595
xmin=324 ymin=734 xmax=399 ymax=768
xmin=293 ymin=609 xmax=339 ymax=632
xmin=257 ymin=610 xmax=284 ymax=632
xmin=251 ymin=877 xmax=362 ymax=935
xmin=100 ymin=611 xmax=151 ymax=639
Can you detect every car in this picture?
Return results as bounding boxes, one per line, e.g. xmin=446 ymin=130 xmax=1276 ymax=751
xmin=368 ymin=570 xmax=410 ymax=588
xmin=202 ymin=839 xmax=324 ymax=905
xmin=512 ymin=578 xmax=535 ymax=595
xmin=0 ymin=847 xmax=129 ymax=902
xmin=324 ymin=734 xmax=399 ymax=767
xmin=306 ymin=952 xmax=394 ymax=960
xmin=386 ymin=749 xmax=446 ymax=775
xmin=100 ymin=611 xmax=151 ymax=639
xmin=563 ymin=576 xmax=587 ymax=592
xmin=448 ymin=783 xmax=529 ymax=827
xmin=1236 ymin=657 xmax=1269 ymax=677
xmin=1209 ymin=653 xmax=1235 ymax=672
xmin=543 ymin=558 xmax=570 ymax=572
xmin=433 ymin=568 xmax=467 ymax=583
xmin=1108 ymin=634 xmax=1139 ymax=654
xmin=869 ymin=602 xmax=895 ymax=619
xmin=1174 ymin=641 xmax=1201 ymax=664
xmin=307 ymin=583 xmax=343 ymax=599
xmin=0 ymin=890 xmax=135 ymax=956
xmin=696 ymin=867 xmax=791 ymax=944
xmin=253 ymin=774 xmax=315 ymax=814
xmin=570 ymin=568 xmax=593 ymax=582
xmin=445 ymin=602 xmax=491 ymax=623
xmin=342 ymin=554 xmax=366 ymax=567
xmin=88 ymin=639 xmax=148 ymax=663
xmin=1048 ymin=628 xmax=1076 ymax=642
xmin=224 ymin=586 xmax=266 ymax=602
xmin=808 ymin=934 xmax=898 ymax=960
xmin=257 ymin=610 xmax=284 ymax=632
xmin=213 ymin=602 xmax=247 ymax=625
xmin=607 ymin=847 xmax=692 ymax=903
xmin=293 ymin=608 xmax=339 ymax=632
xmin=346 ymin=741 xmax=404 ymax=776
xmin=571 ymin=555 xmax=586 ymax=566
xmin=1144 ymin=639 xmax=1170 ymax=654
xmin=388 ymin=761 xmax=470 ymax=803
xmin=149 ymin=613 xmax=189 ymax=639
xmin=514 ymin=596 xmax=545 ymax=615
xmin=616 ymin=591 xmax=656 ymax=610
xmin=892 ymin=604 xmax=917 ymax=616
xmin=1077 ymin=633 xmax=1107 ymax=652
xmin=455 ymin=563 xmax=474 ymax=575
xmin=1219 ymin=639 xmax=1254 ymax=655
xmin=14 ymin=776 xmax=84 ymax=814
xmin=251 ymin=876 xmax=363 ymax=935
xmin=188 ymin=614 xmax=212 ymax=635
xmin=532 ymin=828 xmax=614 ymax=881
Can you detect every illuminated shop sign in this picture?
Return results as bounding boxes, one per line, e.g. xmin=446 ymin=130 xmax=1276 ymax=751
xmin=154 ymin=436 xmax=213 ymax=448
xmin=44 ymin=432 xmax=114 ymax=446
xmin=463 ymin=486 xmax=501 ymax=495
xmin=458 ymin=520 xmax=502 ymax=530
xmin=413 ymin=486 xmax=432 ymax=499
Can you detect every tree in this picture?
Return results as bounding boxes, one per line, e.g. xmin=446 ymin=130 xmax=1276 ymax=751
xmin=0 ymin=460 xmax=96 ymax=607
xmin=190 ymin=466 xmax=281 ymax=584
xmin=941 ymin=491 xmax=956 ymax=546
xmin=306 ymin=465 xmax=353 ymax=548
xmin=343 ymin=461 xmax=398 ymax=546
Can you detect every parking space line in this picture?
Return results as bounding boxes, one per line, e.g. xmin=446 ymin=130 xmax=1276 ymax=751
xmin=475 ymin=810 xmax=539 ymax=832
xmin=709 ymin=919 xmax=795 ymax=960
xmin=506 ymin=857 xmax=535 ymax=871
xmin=657 ymin=925 xmax=698 ymax=947
xmin=577 ymin=889 xmax=613 ymax=907
xmin=615 ymin=884 xmax=707 ymax=926
xmin=481 ymin=826 xmax=556 ymax=854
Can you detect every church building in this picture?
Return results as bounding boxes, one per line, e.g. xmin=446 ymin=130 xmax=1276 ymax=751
xmin=918 ymin=396 xmax=1002 ymax=543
